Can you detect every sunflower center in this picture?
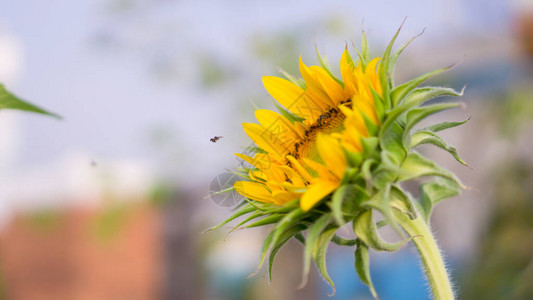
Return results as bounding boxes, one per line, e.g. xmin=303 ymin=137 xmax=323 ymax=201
xmin=290 ymin=100 xmax=351 ymax=162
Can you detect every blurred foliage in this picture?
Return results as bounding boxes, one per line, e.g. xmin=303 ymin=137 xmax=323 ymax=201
xmin=461 ymin=160 xmax=533 ymax=300
xmin=21 ymin=210 xmax=64 ymax=233
xmin=0 ymin=84 xmax=60 ymax=118
xmin=92 ymin=204 xmax=130 ymax=242
xmin=490 ymin=84 xmax=533 ymax=139
xmin=196 ymin=53 xmax=237 ymax=88
xmin=459 ymin=83 xmax=533 ymax=299
xmin=249 ymin=32 xmax=302 ymax=75
xmin=148 ymin=182 xmax=175 ymax=207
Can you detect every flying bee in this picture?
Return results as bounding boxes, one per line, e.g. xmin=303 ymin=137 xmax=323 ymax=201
xmin=210 ymin=136 xmax=223 ymax=143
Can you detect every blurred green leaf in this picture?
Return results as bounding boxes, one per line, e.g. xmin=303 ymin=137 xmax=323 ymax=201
xmin=411 ymin=130 xmax=469 ymax=166
xmin=312 ymin=225 xmax=338 ymax=296
xmin=419 ymin=178 xmax=460 ymax=222
xmin=398 ymin=152 xmax=464 ymax=189
xmin=331 ymin=184 xmax=367 ymax=226
xmin=422 ymin=117 xmax=470 ymax=133
xmin=354 ymin=239 xmax=378 ymax=299
xmin=0 ymin=84 xmax=61 ymax=118
xmin=353 ymin=208 xmax=407 ymax=252
xmin=300 ymin=213 xmax=331 ymax=288
xmin=268 ymin=224 xmax=306 ymax=281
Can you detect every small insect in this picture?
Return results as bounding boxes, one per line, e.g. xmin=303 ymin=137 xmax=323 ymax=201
xmin=210 ymin=136 xmax=223 ymax=143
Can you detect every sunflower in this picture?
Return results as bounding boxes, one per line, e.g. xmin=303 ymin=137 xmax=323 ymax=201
xmin=212 ymin=26 xmax=468 ymax=300
xmin=235 ymin=51 xmax=382 ymax=211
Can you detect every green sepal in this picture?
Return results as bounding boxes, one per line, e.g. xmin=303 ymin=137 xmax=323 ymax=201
xmin=422 ymin=117 xmax=470 ymax=133
xmin=227 ymin=211 xmax=265 ymax=234
xmin=267 ymin=208 xmax=305 ymax=255
xmin=384 ymin=86 xmax=464 ymax=134
xmin=361 ymin=111 xmax=379 ymax=136
xmin=242 ymin=145 xmax=268 ymax=154
xmin=315 ymin=45 xmax=344 ymax=87
xmin=360 ymin=158 xmax=377 ymax=189
xmin=379 ymin=119 xmax=407 ymax=165
xmin=345 ymin=150 xmax=363 ymax=168
xmin=390 ymin=185 xmax=418 ymax=220
xmin=379 ymin=86 xmax=464 ymax=160
xmin=230 ymin=169 xmax=252 ymax=180
xmin=204 ymin=204 xmax=255 ymax=232
xmin=208 ymin=185 xmax=238 ymax=198
xmin=248 ymin=229 xmax=275 ymax=278
xmin=295 ymin=232 xmax=306 ymax=244
xmin=372 ymin=150 xmax=402 ymax=190
xmin=354 ymin=239 xmax=378 ymax=299
xmin=0 ymin=84 xmax=61 ymax=118
xmin=243 ymin=199 xmax=297 ymax=215
xmin=300 ymin=213 xmax=332 ymax=288
xmin=330 ymin=184 xmax=368 ymax=226
xmin=232 ymin=199 xmax=249 ymax=211
xmin=388 ymin=29 xmax=425 ymax=98
xmin=411 ymin=130 xmax=469 ymax=166
xmin=268 ymin=224 xmax=306 ymax=281
xmin=370 ymin=87 xmax=385 ymax=121
xmin=358 ymin=28 xmax=370 ymax=68
xmin=362 ymin=185 xmax=403 ymax=237
xmin=352 ymin=29 xmax=370 ymax=70
xmin=280 ymin=68 xmax=306 ymax=89
xmin=342 ymin=167 xmax=360 ymax=184
xmin=398 ymin=152 xmax=465 ymax=188
xmin=249 ymin=208 xmax=305 ymax=278
xmin=419 ymin=178 xmax=461 ymax=223
xmin=353 ymin=208 xmax=407 ymax=252
xmin=244 ymin=214 xmax=284 ymax=228
xmin=312 ymin=224 xmax=338 ymax=296
xmin=273 ymin=101 xmax=305 ymax=124
xmin=332 ymin=235 xmax=357 ymax=246
xmin=361 ymin=136 xmax=379 ymax=158
xmin=259 ymin=199 xmax=300 ymax=213
xmin=390 ymin=63 xmax=458 ymax=107
xmin=378 ymin=23 xmax=403 ymax=109
xmin=403 ymin=102 xmax=463 ymax=147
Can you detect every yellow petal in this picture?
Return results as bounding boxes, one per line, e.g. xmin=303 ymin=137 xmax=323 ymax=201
xmin=302 ymin=157 xmax=333 ymax=181
xmin=300 ymin=180 xmax=338 ymax=211
xmin=286 ymin=155 xmax=313 ymax=183
xmin=309 ymin=65 xmax=346 ymax=104
xmin=354 ymin=98 xmax=379 ymax=125
xmin=255 ymin=109 xmax=303 ymax=140
xmin=272 ymin=190 xmax=299 ymax=205
xmin=365 ymin=57 xmax=381 ymax=76
xmin=235 ymin=153 xmax=266 ymax=169
xmin=340 ymin=48 xmax=356 ymax=96
xmin=249 ymin=169 xmax=267 ymax=182
xmin=316 ymin=133 xmax=347 ymax=179
xmin=280 ymin=165 xmax=306 ymax=186
xmin=234 ymin=181 xmax=273 ymax=203
xmin=262 ymin=76 xmax=323 ymax=121
xmin=264 ymin=165 xmax=287 ymax=183
xmin=343 ymin=126 xmax=364 ymax=152
xmin=298 ymin=57 xmax=336 ymax=107
xmin=242 ymin=122 xmax=290 ymax=158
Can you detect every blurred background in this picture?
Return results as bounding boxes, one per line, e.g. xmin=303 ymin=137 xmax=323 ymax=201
xmin=0 ymin=0 xmax=532 ymax=299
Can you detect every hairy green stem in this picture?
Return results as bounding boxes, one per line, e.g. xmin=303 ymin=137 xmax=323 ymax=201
xmin=394 ymin=211 xmax=454 ymax=300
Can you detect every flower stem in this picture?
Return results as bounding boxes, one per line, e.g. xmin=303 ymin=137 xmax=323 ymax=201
xmin=394 ymin=211 xmax=454 ymax=300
